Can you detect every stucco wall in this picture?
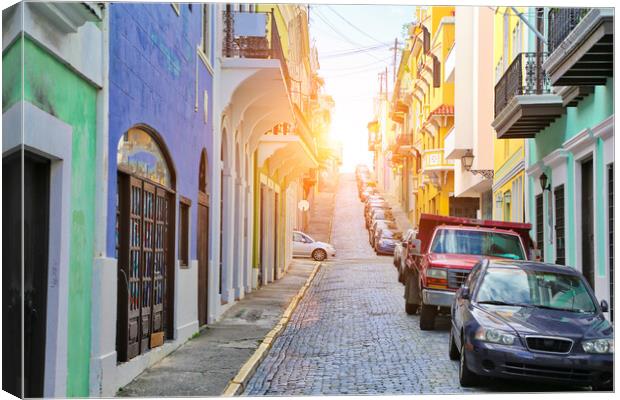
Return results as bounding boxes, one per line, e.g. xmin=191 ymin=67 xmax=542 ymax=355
xmin=4 ymin=36 xmax=99 ymax=396
xmin=106 ymin=3 xmax=214 ymax=259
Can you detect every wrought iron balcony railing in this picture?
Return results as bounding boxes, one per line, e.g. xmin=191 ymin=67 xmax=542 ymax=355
xmin=222 ymin=10 xmax=291 ymax=87
xmin=494 ymin=52 xmax=551 ymax=117
xmin=547 ymin=8 xmax=591 ymax=54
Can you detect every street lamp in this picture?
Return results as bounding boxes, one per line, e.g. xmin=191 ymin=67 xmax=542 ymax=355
xmin=460 ymin=151 xmax=494 ymax=180
xmin=539 ymin=172 xmax=550 ymax=191
xmin=461 ymin=151 xmax=474 ymax=171
xmin=495 ymin=193 xmax=504 ymax=208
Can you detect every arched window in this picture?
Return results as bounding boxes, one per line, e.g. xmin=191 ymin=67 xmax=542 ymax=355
xmin=117 ymin=127 xmax=172 ymax=188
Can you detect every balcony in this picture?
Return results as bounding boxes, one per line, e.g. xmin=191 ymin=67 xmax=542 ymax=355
xmin=492 ymin=52 xmax=563 ymax=139
xmin=395 ymin=133 xmax=412 ymax=155
xmin=544 ymin=8 xmax=613 ymax=87
xmin=422 ymin=148 xmax=454 ymax=173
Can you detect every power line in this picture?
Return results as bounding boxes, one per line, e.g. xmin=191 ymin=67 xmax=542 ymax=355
xmin=321 ymin=43 xmax=389 ymax=57
xmin=325 ymin=5 xmax=387 ymax=46
xmin=312 ymin=8 xmax=385 ymax=62
xmin=320 ymin=55 xmax=391 ymax=71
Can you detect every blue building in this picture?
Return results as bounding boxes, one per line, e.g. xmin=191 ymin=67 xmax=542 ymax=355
xmin=90 ymin=3 xmax=215 ymax=395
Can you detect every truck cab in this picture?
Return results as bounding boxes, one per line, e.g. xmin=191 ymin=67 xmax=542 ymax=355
xmin=404 ymin=213 xmax=536 ymax=330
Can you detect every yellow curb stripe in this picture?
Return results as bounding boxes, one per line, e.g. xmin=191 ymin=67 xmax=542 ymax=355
xmin=222 ymin=261 xmax=322 ymax=396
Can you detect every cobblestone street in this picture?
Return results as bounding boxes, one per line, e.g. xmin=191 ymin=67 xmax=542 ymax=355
xmin=243 ymin=174 xmax=577 ymax=395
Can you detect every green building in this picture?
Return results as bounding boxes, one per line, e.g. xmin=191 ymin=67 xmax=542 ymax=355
xmin=491 ymin=7 xmax=613 ymax=320
xmin=2 ymin=2 xmax=103 ymax=397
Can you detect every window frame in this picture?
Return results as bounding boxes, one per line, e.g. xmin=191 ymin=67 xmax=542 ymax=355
xmin=200 ymin=4 xmax=212 ymax=64
xmin=178 ymin=196 xmax=192 ymax=268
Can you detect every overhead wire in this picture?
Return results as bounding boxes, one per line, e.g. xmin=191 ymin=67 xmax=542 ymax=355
xmin=325 ymin=5 xmax=387 ymax=46
xmin=312 ymin=7 xmax=386 ymax=61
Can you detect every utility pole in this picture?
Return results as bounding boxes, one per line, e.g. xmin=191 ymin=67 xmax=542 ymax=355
xmin=390 ymin=37 xmax=399 ymax=83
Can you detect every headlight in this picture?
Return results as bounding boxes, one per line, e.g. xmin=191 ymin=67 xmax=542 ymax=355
xmin=582 ymin=338 xmax=614 ymax=354
xmin=475 ymin=327 xmax=516 ymax=345
xmin=427 ymin=268 xmax=447 ymax=279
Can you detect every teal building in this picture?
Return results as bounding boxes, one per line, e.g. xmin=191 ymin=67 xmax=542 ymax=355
xmin=525 ymin=8 xmax=614 ymax=320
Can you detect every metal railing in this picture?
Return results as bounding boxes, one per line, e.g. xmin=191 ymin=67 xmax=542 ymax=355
xmin=222 ymin=10 xmax=291 ymax=89
xmin=548 ymin=8 xmax=591 ymax=54
xmin=494 ymin=52 xmax=551 ymax=117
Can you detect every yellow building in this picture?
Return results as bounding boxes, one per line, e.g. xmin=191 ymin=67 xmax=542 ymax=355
xmin=491 ymin=7 xmax=527 ymax=222
xmin=387 ymin=6 xmax=483 ymax=227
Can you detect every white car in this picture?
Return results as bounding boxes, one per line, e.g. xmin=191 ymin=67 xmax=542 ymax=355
xmin=292 ymin=231 xmax=336 ymax=261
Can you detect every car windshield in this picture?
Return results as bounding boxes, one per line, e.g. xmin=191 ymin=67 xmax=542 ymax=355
xmin=430 ymin=229 xmax=525 ymax=260
xmin=381 ymin=231 xmax=402 ymax=240
xmin=476 ymin=268 xmax=597 ymax=313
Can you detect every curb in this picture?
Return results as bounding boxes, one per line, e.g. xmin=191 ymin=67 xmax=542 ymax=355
xmin=222 ymin=261 xmax=323 ymax=396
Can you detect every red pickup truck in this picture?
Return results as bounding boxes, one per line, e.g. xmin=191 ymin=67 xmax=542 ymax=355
xmin=404 ymin=213 xmax=537 ymax=330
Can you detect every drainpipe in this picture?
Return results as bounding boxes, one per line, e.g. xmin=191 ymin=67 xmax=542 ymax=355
xmin=510 ymin=7 xmax=547 ymax=45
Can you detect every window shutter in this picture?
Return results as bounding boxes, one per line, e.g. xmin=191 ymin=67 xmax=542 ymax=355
xmin=423 ymin=26 xmax=430 ymax=53
xmin=432 ymin=55 xmax=441 ymax=87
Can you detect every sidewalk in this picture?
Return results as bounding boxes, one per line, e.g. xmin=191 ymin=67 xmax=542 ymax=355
xmin=118 ymin=261 xmax=316 ymax=397
xmin=384 ymin=193 xmax=413 ymax=233
xmin=117 ymin=190 xmax=336 ymax=397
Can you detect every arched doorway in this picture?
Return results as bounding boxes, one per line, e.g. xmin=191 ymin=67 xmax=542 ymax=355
xmin=115 ymin=126 xmax=175 ymax=362
xmin=197 ymin=149 xmax=209 ymax=326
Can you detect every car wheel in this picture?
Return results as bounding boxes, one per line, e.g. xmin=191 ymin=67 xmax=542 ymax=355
xmin=405 ymin=302 xmax=419 ymax=315
xmin=312 ymin=248 xmax=327 ymax=261
xmin=449 ymin=328 xmax=460 ymax=360
xmin=419 ymin=304 xmax=436 ymax=331
xmin=459 ymin=339 xmax=479 ymax=387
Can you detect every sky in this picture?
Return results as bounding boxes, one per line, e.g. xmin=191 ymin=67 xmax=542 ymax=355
xmin=309 ymin=4 xmax=416 ymax=172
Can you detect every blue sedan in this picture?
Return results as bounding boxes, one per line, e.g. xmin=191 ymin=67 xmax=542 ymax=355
xmin=450 ymin=260 xmax=613 ymax=391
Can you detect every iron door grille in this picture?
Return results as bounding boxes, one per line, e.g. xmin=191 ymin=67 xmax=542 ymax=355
xmin=554 ymin=185 xmax=565 ymax=265
xmin=536 ymin=194 xmax=544 ymax=260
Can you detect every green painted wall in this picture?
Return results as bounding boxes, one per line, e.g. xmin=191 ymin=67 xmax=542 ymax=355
xmin=528 ymin=78 xmax=613 ymax=274
xmin=532 ymin=79 xmax=613 ymax=161
xmin=3 ymin=36 xmax=98 ymax=396
xmin=2 ymin=37 xmax=23 ymax=111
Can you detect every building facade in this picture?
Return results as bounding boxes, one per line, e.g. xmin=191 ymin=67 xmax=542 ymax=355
xmin=526 ymin=8 xmax=613 ymax=319
xmin=446 ymin=6 xmax=495 ymax=219
xmin=491 ymin=6 xmax=530 ymax=223
xmin=3 ymin=2 xmax=103 ymax=397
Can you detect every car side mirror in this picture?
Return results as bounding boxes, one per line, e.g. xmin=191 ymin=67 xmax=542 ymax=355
xmin=529 ymin=248 xmax=542 ymax=261
xmin=461 ymin=287 xmax=470 ymax=300
xmin=410 ymin=239 xmax=421 ymax=255
xmin=600 ymin=299 xmax=609 ymax=313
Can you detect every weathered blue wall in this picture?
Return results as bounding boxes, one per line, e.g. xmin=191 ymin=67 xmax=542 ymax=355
xmin=107 ymin=3 xmax=214 ymax=259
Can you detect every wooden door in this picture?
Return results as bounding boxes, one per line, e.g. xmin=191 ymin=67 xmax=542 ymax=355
xmin=197 ymin=193 xmax=209 ymax=326
xmin=153 ymin=187 xmax=168 ymax=343
xmin=23 ymin=152 xmax=50 ymax=397
xmin=2 ymin=151 xmax=49 ymax=397
xmin=3 ymin=152 xmax=22 ymax=397
xmin=117 ymin=174 xmax=171 ymax=361
xmin=582 ymin=159 xmax=595 ymax=288
xmin=117 ymin=175 xmax=143 ymax=361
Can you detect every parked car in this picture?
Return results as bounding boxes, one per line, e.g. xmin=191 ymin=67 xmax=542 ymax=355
xmin=369 ymin=220 xmax=398 ymax=247
xmin=393 ymin=229 xmax=416 ymax=283
xmin=374 ymin=229 xmax=403 ymax=255
xmin=404 ymin=213 xmax=537 ymax=330
xmin=364 ymin=203 xmax=391 ymax=228
xmin=367 ymin=208 xmax=395 ymax=230
xmin=359 ymin=186 xmax=378 ymax=202
xmin=450 ymin=259 xmax=613 ymax=391
xmin=292 ymin=230 xmax=336 ymax=261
